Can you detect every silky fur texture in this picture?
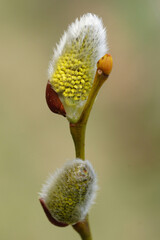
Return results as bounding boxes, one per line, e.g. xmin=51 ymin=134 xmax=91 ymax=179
xmin=48 ymin=13 xmax=108 ymax=79
xmin=48 ymin=13 xmax=108 ymax=122
xmin=39 ymin=159 xmax=97 ymax=225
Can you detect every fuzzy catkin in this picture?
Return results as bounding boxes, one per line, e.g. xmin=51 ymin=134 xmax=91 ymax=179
xmin=39 ymin=159 xmax=97 ymax=225
xmin=48 ymin=13 xmax=108 ymax=122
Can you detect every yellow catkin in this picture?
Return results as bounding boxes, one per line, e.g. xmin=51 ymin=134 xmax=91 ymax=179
xmin=50 ymin=38 xmax=94 ymax=102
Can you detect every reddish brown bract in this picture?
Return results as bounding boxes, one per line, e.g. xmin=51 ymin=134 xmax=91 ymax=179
xmin=46 ymin=81 xmax=66 ymax=117
xmin=39 ymin=198 xmax=68 ymax=227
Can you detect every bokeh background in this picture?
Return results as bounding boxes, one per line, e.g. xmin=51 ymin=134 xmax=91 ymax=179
xmin=1 ymin=0 xmax=160 ymax=239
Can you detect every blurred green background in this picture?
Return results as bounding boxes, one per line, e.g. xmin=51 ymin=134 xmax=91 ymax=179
xmin=0 ymin=0 xmax=160 ymax=239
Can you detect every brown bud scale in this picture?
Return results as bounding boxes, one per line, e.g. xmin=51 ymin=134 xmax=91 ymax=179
xmin=39 ymin=198 xmax=68 ymax=227
xmin=46 ymin=81 xmax=66 ymax=117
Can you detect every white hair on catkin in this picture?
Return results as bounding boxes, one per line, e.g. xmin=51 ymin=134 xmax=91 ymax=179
xmin=39 ymin=159 xmax=98 ymax=225
xmin=48 ymin=13 xmax=108 ymax=79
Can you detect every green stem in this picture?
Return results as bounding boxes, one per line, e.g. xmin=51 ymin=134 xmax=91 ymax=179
xmin=78 ymin=70 xmax=108 ymax=125
xmin=70 ymin=70 xmax=108 ymax=160
xmin=70 ymin=122 xmax=86 ymax=160
xmin=72 ymin=216 xmax=92 ymax=240
xmin=70 ymin=70 xmax=109 ymax=240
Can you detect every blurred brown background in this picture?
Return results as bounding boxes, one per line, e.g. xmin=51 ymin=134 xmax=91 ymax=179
xmin=0 ymin=0 xmax=160 ymax=239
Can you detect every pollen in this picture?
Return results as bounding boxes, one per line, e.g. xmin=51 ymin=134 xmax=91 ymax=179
xmin=50 ymin=34 xmax=95 ymax=103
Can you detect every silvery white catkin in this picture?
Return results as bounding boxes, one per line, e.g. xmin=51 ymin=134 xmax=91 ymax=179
xmin=48 ymin=13 xmax=108 ymax=122
xmin=39 ymin=159 xmax=97 ymax=225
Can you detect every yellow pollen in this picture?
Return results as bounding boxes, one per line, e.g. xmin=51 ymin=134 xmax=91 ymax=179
xmin=50 ymin=39 xmax=95 ymax=102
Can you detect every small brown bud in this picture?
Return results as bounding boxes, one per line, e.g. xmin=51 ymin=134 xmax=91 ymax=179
xmin=97 ymin=54 xmax=113 ymax=75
